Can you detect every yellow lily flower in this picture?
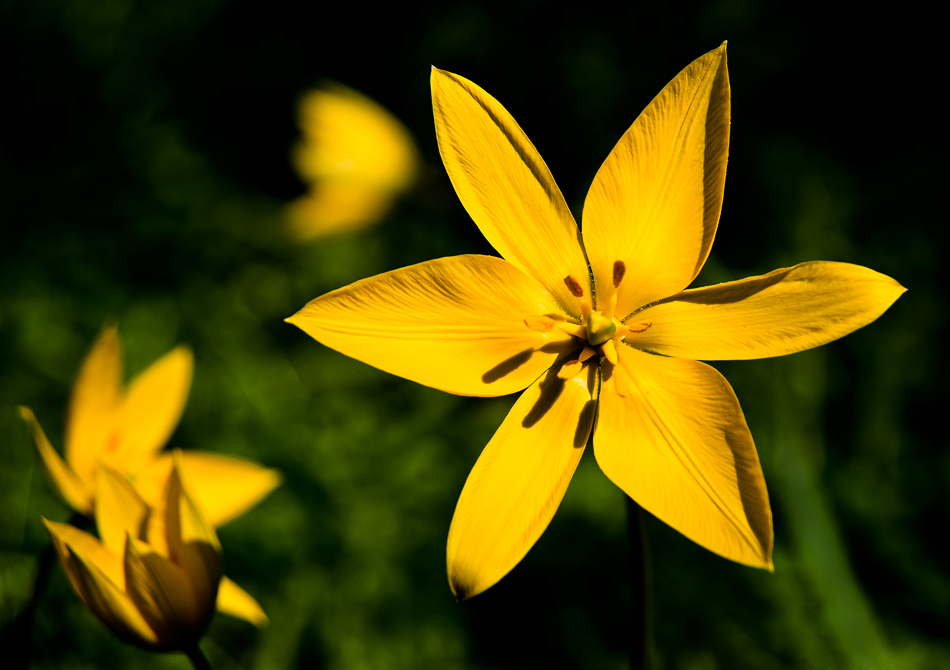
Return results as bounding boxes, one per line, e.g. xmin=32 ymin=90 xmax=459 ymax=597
xmin=44 ymin=455 xmax=220 ymax=652
xmin=286 ymin=83 xmax=420 ymax=239
xmin=287 ymin=44 xmax=905 ymax=599
xmin=20 ymin=323 xmax=279 ymax=624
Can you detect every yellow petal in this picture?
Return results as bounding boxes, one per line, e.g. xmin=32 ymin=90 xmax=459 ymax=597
xmin=288 ymin=255 xmax=575 ymax=397
xmin=163 ymin=453 xmax=221 ymax=623
xmin=285 ymin=181 xmax=393 ymax=240
xmin=114 ymin=346 xmax=193 ymax=474
xmin=293 ymin=84 xmax=419 ymax=193
xmin=582 ymin=43 xmax=730 ymax=317
xmin=124 ymin=534 xmax=203 ymax=647
xmin=66 ymin=323 xmax=123 ymax=486
xmin=135 ymin=451 xmax=281 ymax=528
xmin=217 ymin=576 xmax=269 ymax=627
xmin=20 ymin=407 xmax=92 ymax=515
xmin=628 ymin=261 xmax=906 ymax=360
xmin=594 ymin=346 xmax=772 ymax=568
xmin=95 ymin=467 xmax=149 ymax=555
xmin=66 ymin=542 xmax=161 ymax=648
xmin=431 ymin=68 xmax=591 ymax=316
xmin=44 ymin=517 xmax=125 ymax=592
xmin=447 ymin=363 xmax=597 ymax=599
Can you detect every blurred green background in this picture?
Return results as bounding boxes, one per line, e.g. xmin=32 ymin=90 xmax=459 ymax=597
xmin=1 ymin=0 xmax=946 ymax=668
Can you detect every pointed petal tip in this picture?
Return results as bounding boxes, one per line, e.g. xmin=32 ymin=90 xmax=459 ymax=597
xmin=448 ymin=575 xmax=472 ymax=602
xmin=217 ymin=576 xmax=270 ymax=627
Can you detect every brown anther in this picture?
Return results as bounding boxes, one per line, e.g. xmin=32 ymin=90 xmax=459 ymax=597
xmin=612 ymin=261 xmax=626 ymax=288
xmin=564 ymin=275 xmax=585 ymax=298
xmin=625 ymin=321 xmax=653 ymax=334
xmin=524 ymin=315 xmax=555 ymax=332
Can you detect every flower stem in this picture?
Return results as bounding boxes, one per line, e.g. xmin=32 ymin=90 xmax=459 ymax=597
xmin=626 ymin=496 xmax=653 ymax=670
xmin=184 ymin=643 xmax=212 ymax=670
xmin=1 ymin=512 xmax=90 ymax=669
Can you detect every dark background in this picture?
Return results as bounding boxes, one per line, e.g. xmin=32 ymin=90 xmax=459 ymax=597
xmin=1 ymin=0 xmax=946 ymax=668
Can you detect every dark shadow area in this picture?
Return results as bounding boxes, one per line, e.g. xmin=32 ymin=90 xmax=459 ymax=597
xmin=522 ymin=369 xmax=565 ymax=429
xmin=481 ymin=339 xmax=579 ymax=385
xmin=574 ymin=399 xmax=596 ymax=449
xmin=481 ymin=349 xmax=534 ymax=384
xmin=657 ymin=267 xmax=790 ymax=306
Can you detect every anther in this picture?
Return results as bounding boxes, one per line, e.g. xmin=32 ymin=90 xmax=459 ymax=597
xmin=625 ymin=321 xmax=653 ymax=334
xmin=612 ymin=261 xmax=626 ymax=288
xmin=524 ymin=315 xmax=555 ymax=332
xmin=564 ymin=275 xmax=585 ymax=298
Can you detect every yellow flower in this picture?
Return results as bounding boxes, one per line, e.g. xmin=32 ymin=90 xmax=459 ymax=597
xmin=286 ymin=83 xmax=420 ymax=239
xmin=286 ymin=44 xmax=905 ymax=599
xmin=44 ymin=455 xmax=220 ymax=651
xmin=20 ymin=323 xmax=280 ymax=624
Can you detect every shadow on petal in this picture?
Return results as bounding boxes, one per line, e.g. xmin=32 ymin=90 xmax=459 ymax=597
xmin=574 ymin=400 xmax=596 ymax=449
xmin=656 ymin=268 xmax=789 ymax=307
xmin=482 ymin=349 xmax=534 ymax=384
xmin=522 ymin=369 xmax=566 ymax=428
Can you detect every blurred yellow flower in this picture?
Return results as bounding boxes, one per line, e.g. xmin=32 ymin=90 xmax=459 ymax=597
xmin=286 ymin=82 xmax=420 ymax=239
xmin=44 ymin=455 xmax=220 ymax=652
xmin=20 ymin=323 xmax=279 ymax=625
xmin=287 ymin=44 xmax=905 ymax=599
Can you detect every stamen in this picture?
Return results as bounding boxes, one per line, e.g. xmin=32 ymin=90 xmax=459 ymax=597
xmin=602 ymin=339 xmax=618 ymax=366
xmin=604 ymin=290 xmax=618 ymax=320
xmin=555 ymin=321 xmax=587 ymax=339
xmin=612 ymin=365 xmax=629 ymax=397
xmin=625 ymin=321 xmax=653 ymax=334
xmin=564 ymin=275 xmax=585 ymax=298
xmin=557 ymin=359 xmax=583 ymax=380
xmin=580 ymin=297 xmax=593 ymax=320
xmin=613 ymin=261 xmax=626 ymax=288
xmin=577 ymin=347 xmax=597 ymax=363
xmin=524 ymin=315 xmax=555 ymax=332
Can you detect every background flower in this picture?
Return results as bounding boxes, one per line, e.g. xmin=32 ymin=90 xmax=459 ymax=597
xmin=19 ymin=324 xmax=280 ymax=628
xmin=44 ymin=458 xmax=221 ymax=652
xmin=285 ymin=83 xmax=421 ymax=240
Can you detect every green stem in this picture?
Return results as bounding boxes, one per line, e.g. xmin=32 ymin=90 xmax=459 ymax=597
xmin=1 ymin=512 xmax=90 ymax=668
xmin=626 ymin=496 xmax=653 ymax=670
xmin=183 ymin=643 xmax=212 ymax=670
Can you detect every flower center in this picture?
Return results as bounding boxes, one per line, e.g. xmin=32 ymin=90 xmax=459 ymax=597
xmin=524 ymin=262 xmax=652 ymax=379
